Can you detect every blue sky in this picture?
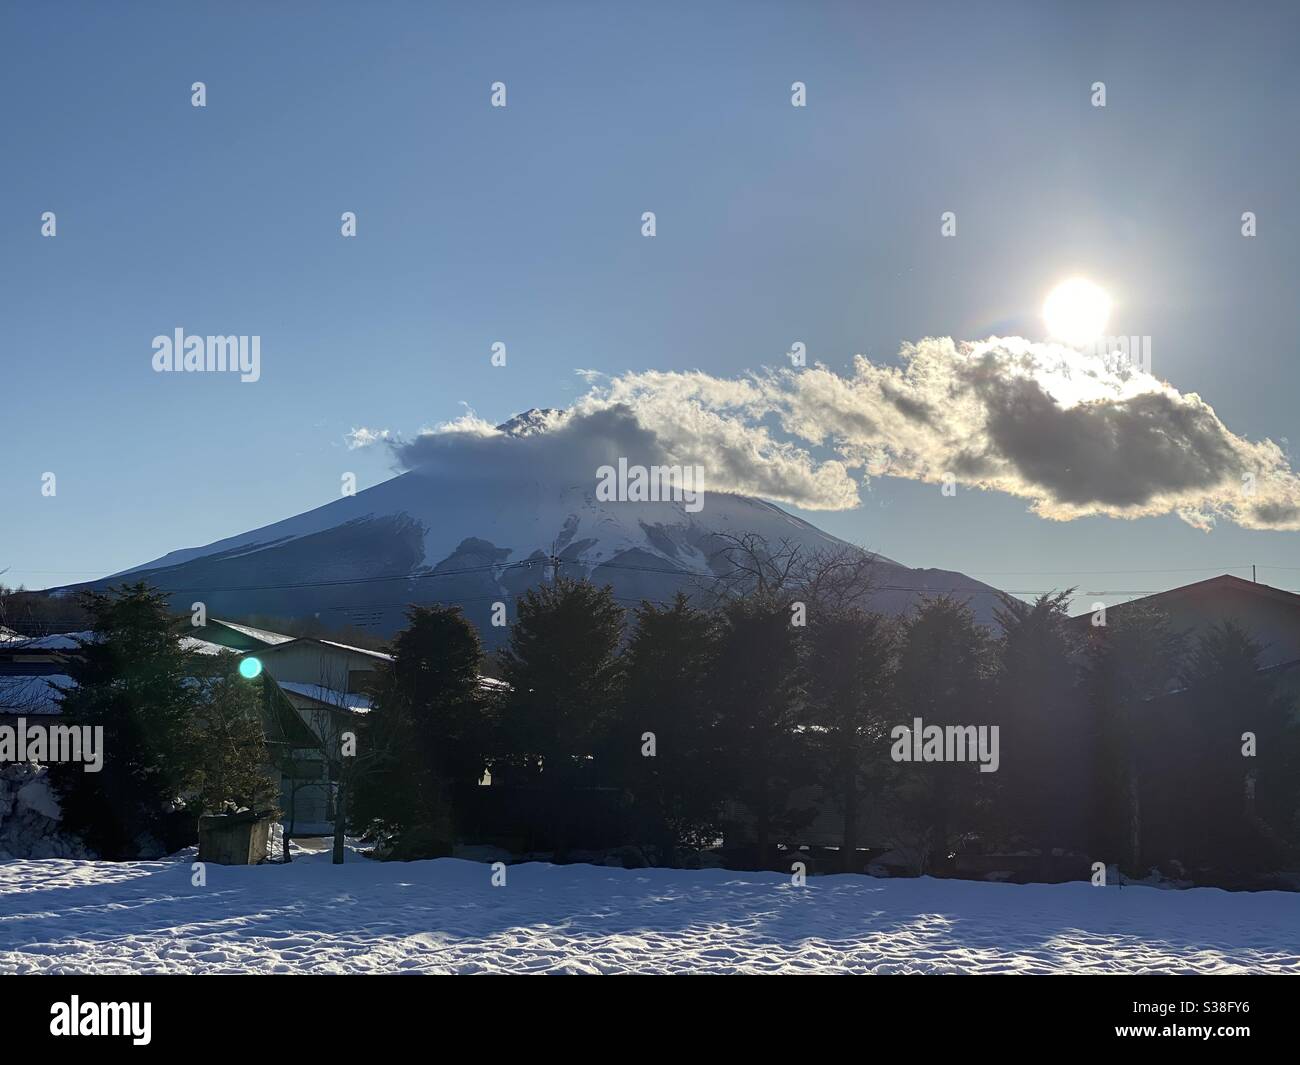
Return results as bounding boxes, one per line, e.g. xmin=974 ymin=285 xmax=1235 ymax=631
xmin=2 ymin=0 xmax=1298 ymax=605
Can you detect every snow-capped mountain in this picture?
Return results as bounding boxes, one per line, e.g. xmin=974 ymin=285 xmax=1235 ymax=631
xmin=76 ymin=412 xmax=1000 ymax=641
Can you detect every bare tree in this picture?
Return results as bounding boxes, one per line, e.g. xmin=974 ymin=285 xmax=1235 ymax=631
xmin=707 ymin=533 xmax=806 ymax=603
xmin=706 ymin=533 xmax=877 ymax=612
xmin=0 ymin=581 xmax=91 ymax=638
xmin=0 ymin=674 xmax=62 ymax=715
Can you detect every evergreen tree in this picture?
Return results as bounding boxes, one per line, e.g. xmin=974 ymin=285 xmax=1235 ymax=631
xmin=710 ymin=592 xmax=808 ymax=869
xmin=991 ymin=591 xmax=1085 ymax=853
xmin=890 ymin=596 xmax=995 ymax=870
xmin=803 ymin=606 xmax=896 ymax=871
xmin=1177 ymin=621 xmax=1299 ymax=869
xmin=496 ymin=577 xmax=623 ymax=855
xmin=613 ymin=594 xmax=723 ymax=864
xmin=53 ymin=583 xmax=203 ymax=858
xmin=191 ymin=662 xmax=279 ymax=815
xmin=388 ymin=603 xmax=490 ymax=788
xmin=497 ymin=577 xmax=624 ymax=781
xmin=353 ymin=604 xmax=490 ymax=857
xmin=1083 ymin=605 xmax=1184 ymax=873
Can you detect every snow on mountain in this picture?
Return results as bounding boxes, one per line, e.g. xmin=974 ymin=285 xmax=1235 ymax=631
xmin=81 ymin=411 xmax=1000 ymax=640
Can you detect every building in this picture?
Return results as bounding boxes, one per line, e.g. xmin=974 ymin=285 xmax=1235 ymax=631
xmin=1 ymin=619 xmax=392 ymax=836
xmin=0 ymin=629 xmax=81 ymax=719
xmin=230 ymin=632 xmax=391 ymax=832
xmin=184 ymin=619 xmax=393 ymax=831
xmin=1071 ymin=574 xmax=1300 ymax=682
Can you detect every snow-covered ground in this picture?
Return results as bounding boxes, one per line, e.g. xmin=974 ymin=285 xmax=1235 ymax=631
xmin=2 ymin=849 xmax=1298 ymax=974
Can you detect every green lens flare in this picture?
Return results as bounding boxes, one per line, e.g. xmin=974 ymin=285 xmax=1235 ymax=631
xmin=239 ymin=657 xmax=263 ymax=680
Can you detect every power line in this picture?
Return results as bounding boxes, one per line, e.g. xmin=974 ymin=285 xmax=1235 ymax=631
xmin=17 ymin=554 xmax=1299 ymax=600
xmin=12 ymin=555 xmax=1299 ymax=616
xmin=13 ymin=558 xmax=1300 ymax=585
xmin=963 ymin=564 xmax=1257 ymax=576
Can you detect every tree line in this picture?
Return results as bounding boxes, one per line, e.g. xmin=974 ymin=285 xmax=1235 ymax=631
xmin=353 ymin=556 xmax=1300 ymax=882
xmin=32 ymin=553 xmax=1300 ymax=882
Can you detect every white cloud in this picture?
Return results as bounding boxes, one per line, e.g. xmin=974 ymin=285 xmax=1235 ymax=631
xmin=762 ymin=337 xmax=1300 ymax=530
xmin=345 ymin=427 xmax=391 ymax=450
xmin=385 ymin=337 xmax=1300 ymax=531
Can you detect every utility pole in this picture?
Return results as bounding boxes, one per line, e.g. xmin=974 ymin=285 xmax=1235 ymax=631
xmin=1252 ymin=564 xmax=1257 ymax=583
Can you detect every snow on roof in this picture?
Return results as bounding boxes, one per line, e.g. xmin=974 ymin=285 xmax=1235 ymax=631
xmin=316 ymin=639 xmax=393 ymax=661
xmin=0 ymin=675 xmax=74 ymax=715
xmin=250 ymin=637 xmax=393 ymax=661
xmin=275 ymin=681 xmax=372 ymax=713
xmin=4 ymin=631 xmax=268 ymax=657
xmin=209 ymin=619 xmax=297 ymax=645
xmin=3 ymin=632 xmax=91 ymax=651
xmin=178 ymin=636 xmax=234 ymax=656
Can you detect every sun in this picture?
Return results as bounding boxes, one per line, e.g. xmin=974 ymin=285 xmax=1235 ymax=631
xmin=1043 ymin=278 xmax=1112 ymax=347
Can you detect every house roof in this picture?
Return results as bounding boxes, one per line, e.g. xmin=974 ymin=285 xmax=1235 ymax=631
xmin=0 ymin=632 xmax=90 ymax=651
xmin=276 ymin=682 xmax=372 ymax=713
xmin=239 ymin=637 xmax=393 ymax=662
xmin=3 ymin=631 xmax=236 ymax=658
xmin=1070 ymin=574 xmax=1300 ymax=623
xmin=317 ymin=639 xmax=392 ymax=660
xmin=252 ymin=674 xmax=323 ymax=749
xmin=178 ymin=636 xmax=233 ymax=656
xmin=0 ymin=649 xmax=320 ymax=750
xmin=196 ymin=618 xmax=297 ymax=648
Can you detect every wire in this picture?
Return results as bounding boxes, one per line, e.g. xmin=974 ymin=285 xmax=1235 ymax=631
xmin=18 ymin=554 xmax=1298 ymax=600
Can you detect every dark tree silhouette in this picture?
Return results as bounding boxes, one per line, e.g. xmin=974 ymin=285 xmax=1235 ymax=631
xmin=496 ymin=577 xmax=624 ymax=857
xmin=889 ymin=596 xmax=995 ymax=871
xmin=612 ymin=594 xmax=724 ymax=864
xmin=53 ymin=583 xmax=202 ymax=858
xmin=803 ymin=606 xmax=896 ymax=871
xmin=1083 ymin=605 xmax=1185 ymax=874
xmin=710 ymin=591 xmax=808 ymax=869
xmin=991 ymin=591 xmax=1085 ymax=853
xmin=352 ymin=604 xmax=490 ymax=859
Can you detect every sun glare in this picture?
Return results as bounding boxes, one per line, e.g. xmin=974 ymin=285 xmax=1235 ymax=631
xmin=1043 ymin=278 xmax=1111 ymax=348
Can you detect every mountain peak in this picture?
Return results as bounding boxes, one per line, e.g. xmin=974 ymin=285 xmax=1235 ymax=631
xmin=494 ymin=409 xmax=562 ymax=438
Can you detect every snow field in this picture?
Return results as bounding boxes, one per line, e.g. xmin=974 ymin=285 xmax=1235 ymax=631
xmin=2 ymin=850 xmax=1297 ymax=974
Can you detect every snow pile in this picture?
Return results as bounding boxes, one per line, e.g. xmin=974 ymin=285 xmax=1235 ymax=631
xmin=0 ymin=764 xmax=90 ymax=861
xmin=1 ymin=851 xmax=1297 ymax=974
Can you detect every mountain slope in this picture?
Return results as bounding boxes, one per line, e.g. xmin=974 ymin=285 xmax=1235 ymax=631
xmin=83 ymin=415 xmax=1001 ymax=641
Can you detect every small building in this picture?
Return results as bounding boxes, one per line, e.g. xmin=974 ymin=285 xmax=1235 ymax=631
xmin=1071 ymin=574 xmax=1300 ymax=669
xmin=226 ymin=632 xmax=392 ymax=834
xmin=0 ymin=630 xmax=81 ymax=721
xmin=1 ymin=619 xmax=387 ymax=837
